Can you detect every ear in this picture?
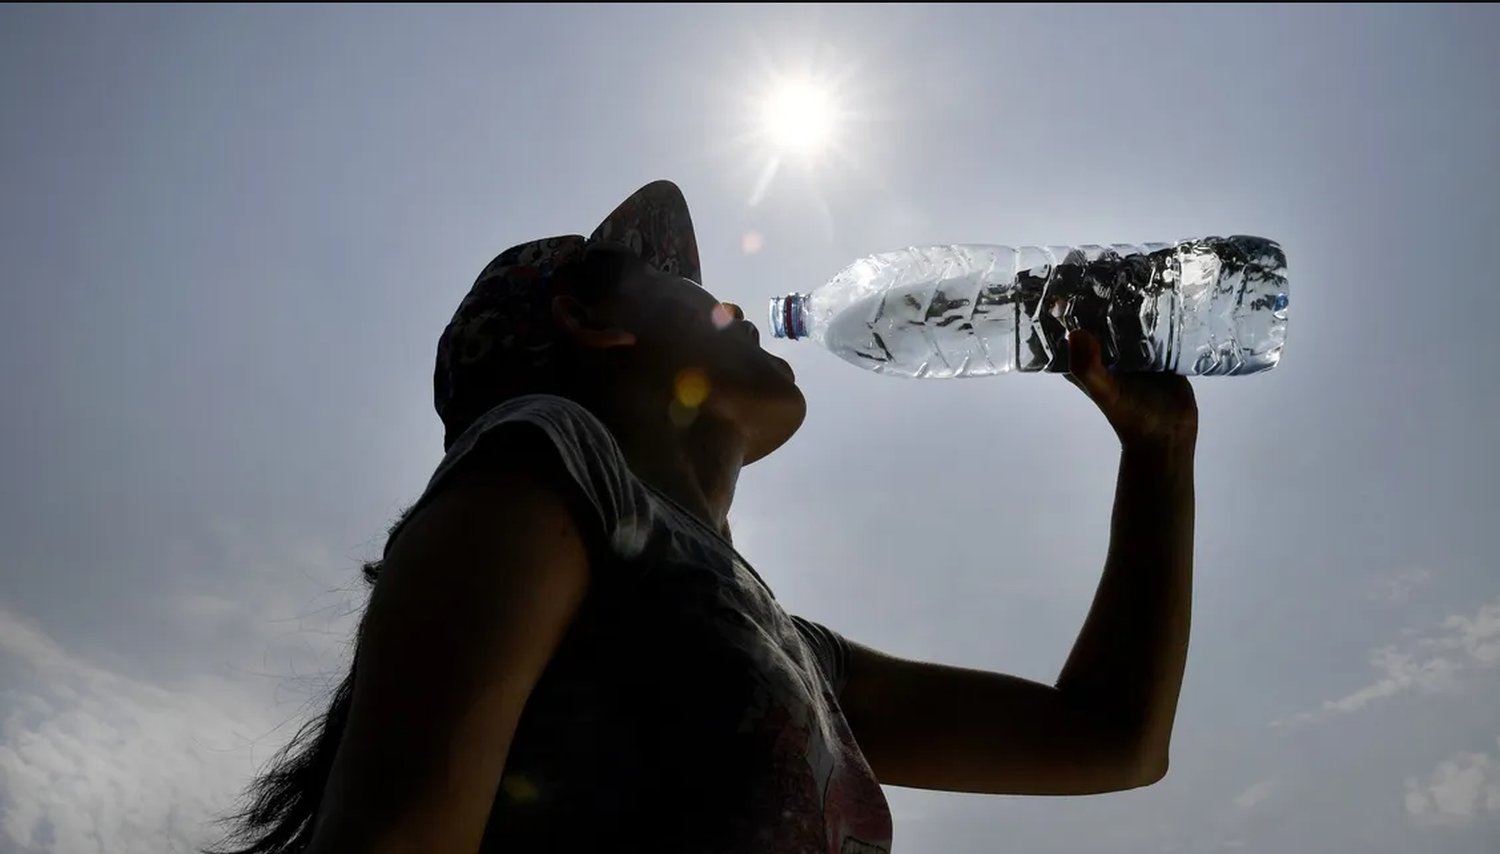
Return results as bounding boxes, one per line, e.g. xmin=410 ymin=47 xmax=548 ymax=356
xmin=551 ymin=294 xmax=637 ymax=350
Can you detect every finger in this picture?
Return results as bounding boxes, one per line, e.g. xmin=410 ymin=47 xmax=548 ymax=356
xmin=1062 ymin=334 xmax=1093 ymax=398
xmin=1068 ymin=331 xmax=1124 ymax=410
xmin=1067 ymin=331 xmax=1103 ymax=386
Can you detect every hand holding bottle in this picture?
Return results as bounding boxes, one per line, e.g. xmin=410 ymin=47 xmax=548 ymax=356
xmin=1065 ymin=329 xmax=1199 ymax=450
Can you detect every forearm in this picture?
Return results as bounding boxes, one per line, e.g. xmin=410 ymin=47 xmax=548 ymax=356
xmin=1056 ymin=437 xmax=1196 ymax=770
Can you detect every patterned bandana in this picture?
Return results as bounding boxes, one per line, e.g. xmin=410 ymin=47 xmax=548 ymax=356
xmin=433 ymin=180 xmax=702 ymax=448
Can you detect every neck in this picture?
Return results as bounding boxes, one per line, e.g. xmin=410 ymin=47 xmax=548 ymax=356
xmin=593 ymin=392 xmax=746 ymax=533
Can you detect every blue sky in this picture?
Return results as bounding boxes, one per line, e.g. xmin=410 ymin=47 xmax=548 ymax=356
xmin=1 ymin=4 xmax=1497 ymax=853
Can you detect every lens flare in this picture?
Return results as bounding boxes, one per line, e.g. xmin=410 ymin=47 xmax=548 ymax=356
xmin=501 ymin=774 xmax=540 ymax=804
xmin=674 ymin=367 xmax=711 ymax=409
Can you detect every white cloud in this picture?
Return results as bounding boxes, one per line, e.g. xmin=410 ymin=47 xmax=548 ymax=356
xmin=1438 ymin=600 xmax=1500 ymax=668
xmin=0 ymin=606 xmax=298 ymax=854
xmin=1230 ymin=777 xmax=1277 ymax=813
xmin=0 ymin=526 xmax=361 ymax=854
xmin=1315 ymin=647 xmax=1463 ymax=717
xmin=1283 ymin=596 xmax=1500 ymax=725
xmin=1404 ymin=737 xmax=1500 ymax=827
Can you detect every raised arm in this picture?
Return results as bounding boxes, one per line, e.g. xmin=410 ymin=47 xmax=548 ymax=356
xmin=838 ymin=330 xmax=1197 ymax=797
xmin=306 ymin=433 xmax=591 ymax=854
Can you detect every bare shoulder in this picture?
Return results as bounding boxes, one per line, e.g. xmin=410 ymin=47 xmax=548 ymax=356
xmin=385 ymin=425 xmax=590 ymax=572
xmin=308 ymin=425 xmax=592 ymax=854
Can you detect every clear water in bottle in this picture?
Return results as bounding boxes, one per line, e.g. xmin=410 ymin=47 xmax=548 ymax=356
xmin=769 ymin=237 xmax=1289 ymax=378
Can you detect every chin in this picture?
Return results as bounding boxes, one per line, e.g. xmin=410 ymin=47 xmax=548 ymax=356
xmin=740 ymin=374 xmax=807 ymax=464
xmin=700 ymin=348 xmax=807 ymax=463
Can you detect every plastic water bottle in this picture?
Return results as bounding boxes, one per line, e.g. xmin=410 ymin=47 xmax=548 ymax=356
xmin=768 ymin=236 xmax=1288 ymax=378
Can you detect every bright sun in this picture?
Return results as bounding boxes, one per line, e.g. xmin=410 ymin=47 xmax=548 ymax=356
xmin=758 ymin=77 xmax=839 ymax=159
xmin=738 ymin=61 xmax=862 ymax=205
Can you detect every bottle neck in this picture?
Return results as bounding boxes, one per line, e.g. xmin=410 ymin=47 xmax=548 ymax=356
xmin=768 ymin=293 xmax=809 ymax=340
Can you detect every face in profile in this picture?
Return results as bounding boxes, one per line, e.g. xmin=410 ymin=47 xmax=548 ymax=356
xmin=558 ymin=250 xmax=807 ymax=463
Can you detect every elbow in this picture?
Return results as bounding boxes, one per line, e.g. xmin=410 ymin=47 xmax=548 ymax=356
xmin=1089 ymin=713 xmax=1173 ymax=791
xmin=1093 ymin=726 xmax=1171 ymax=792
xmin=1134 ymin=753 xmax=1170 ymax=788
xmin=1101 ymin=708 xmax=1173 ymax=790
xmin=1058 ymin=702 xmax=1175 ymax=794
xmin=1115 ymin=745 xmax=1170 ymax=791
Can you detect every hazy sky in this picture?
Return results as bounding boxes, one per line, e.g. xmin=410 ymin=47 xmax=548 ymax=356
xmin=2 ymin=4 xmax=1498 ymax=853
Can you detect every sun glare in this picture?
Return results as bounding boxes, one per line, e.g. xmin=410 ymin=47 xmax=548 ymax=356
xmin=734 ymin=53 xmax=868 ymax=206
xmin=759 ymin=77 xmax=839 ymax=160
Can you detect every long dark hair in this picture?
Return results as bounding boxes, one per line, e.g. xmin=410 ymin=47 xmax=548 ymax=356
xmin=204 ymin=542 xmax=390 ymax=854
xmin=206 ymin=245 xmax=635 ymax=854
